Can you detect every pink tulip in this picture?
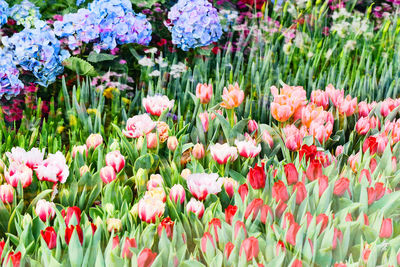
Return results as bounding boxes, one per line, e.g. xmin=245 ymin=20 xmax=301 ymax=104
xmin=235 ymin=136 xmax=261 ymax=158
xmin=86 ymin=133 xmax=103 ymax=150
xmin=201 ymin=232 xmax=215 ymax=253
xmin=338 ymin=95 xmax=357 ymax=116
xmin=167 ymin=136 xmax=178 ymax=151
xmin=286 ymin=222 xmax=300 ymax=246
xmin=196 ymin=83 xmax=213 ymax=104
xmin=100 ymin=166 xmax=117 ymax=184
xmin=142 ymin=95 xmax=174 ymax=116
xmin=222 ymin=177 xmax=238 ymax=198
xmin=240 ymin=237 xmax=259 ymax=261
xmin=375 ymin=134 xmax=388 ymax=154
xmin=72 ymin=145 xmax=88 ymax=158
xmin=36 ymin=199 xmax=56 ymax=222
xmin=138 ymin=196 xmax=165 ymax=223
xmin=221 ymin=83 xmax=244 ymax=109
xmin=333 ymin=177 xmax=350 ymax=197
xmin=186 ymin=198 xmax=205 ymax=218
xmin=309 ymin=121 xmax=333 ymax=144
xmin=325 ymin=84 xmax=344 ymax=108
xmin=379 ymin=218 xmax=393 ymax=238
xmin=198 ymin=111 xmax=210 ymax=132
xmin=272 ymin=181 xmax=289 ymax=203
xmin=335 ymin=146 xmax=344 ymax=157
xmin=122 ymin=237 xmax=137 ymax=259
xmin=169 ymin=184 xmax=185 ymax=204
xmin=262 ymin=130 xmax=274 ymax=147
xmin=311 ymin=89 xmax=329 ymax=109
xmin=147 ymin=174 xmax=163 ymax=191
xmin=358 ymin=101 xmax=372 ymax=117
xmin=192 ymin=143 xmax=205 ymax=159
xmin=380 ymin=99 xmax=392 ymax=117
xmin=36 ymin=152 xmax=69 ymax=184
xmin=283 ymin=125 xmax=303 ymax=151
xmin=5 ymin=162 xmax=33 ymax=188
xmin=318 ymin=175 xmax=329 ymax=197
xmin=146 ymin=133 xmax=158 ymax=149
xmin=248 ymin=120 xmax=258 ymax=133
xmin=187 ymin=173 xmax=222 ymax=201
xmin=123 ymin=114 xmax=156 ymax=138
xmin=105 ymin=150 xmax=125 ymax=173
xmin=0 ymin=184 xmax=14 ymax=204
xmin=209 ymin=143 xmax=238 ymax=164
xmin=293 ymin=182 xmax=307 ymax=205
xmin=359 ymin=169 xmax=371 ymax=184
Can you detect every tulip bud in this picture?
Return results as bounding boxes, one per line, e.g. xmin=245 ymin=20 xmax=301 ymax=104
xmin=65 ymin=225 xmax=83 ymax=245
xmin=138 ymin=196 xmax=165 ymax=223
xmin=167 ymin=136 xmax=178 ymax=151
xmin=248 ymin=120 xmax=258 ymax=133
xmin=201 ymin=232 xmax=215 ymax=253
xmin=222 ymin=177 xmax=238 ymax=198
xmin=291 ymin=259 xmax=303 ymax=267
xmin=105 ymin=150 xmax=125 ymax=173
xmin=72 ymin=145 xmax=88 ymax=158
xmin=244 ymin=198 xmax=264 ymax=221
xmin=318 ymin=175 xmax=329 ymax=197
xmin=79 ymin=165 xmax=90 ymax=176
xmin=335 ymin=145 xmax=344 ymax=157
xmin=196 ymin=83 xmax=213 ymax=104
xmin=247 ymin=163 xmax=266 ymax=190
xmin=333 ymin=177 xmax=350 ymax=197
xmin=181 ymin=168 xmax=191 ymax=180
xmin=238 ymin=183 xmax=248 ymax=202
xmin=239 ymin=237 xmax=259 ymax=261
xmin=379 ymin=218 xmax=393 ymax=238
xmin=192 ymin=143 xmax=205 ymax=159
xmin=234 ymin=221 xmax=247 ymax=239
xmin=169 ymin=184 xmax=185 ymax=204
xmin=136 ymin=136 xmax=144 ymax=151
xmin=107 ymin=218 xmax=122 ymax=232
xmin=147 ymin=174 xmax=163 ymax=191
xmin=225 ymin=205 xmax=238 ymax=225
xmin=272 ymin=181 xmax=289 ymax=202
xmin=157 ymin=217 xmax=174 ymax=239
xmin=199 ymin=112 xmax=209 ymax=132
xmin=86 ymin=133 xmax=103 ymax=150
xmin=285 ymin=222 xmax=300 ymax=246
xmin=41 ymin=227 xmax=57 ymax=249
xmin=0 ymin=184 xmax=14 ymax=204
xmin=146 ymin=133 xmax=158 ymax=149
xmin=293 ymin=182 xmax=307 ymax=205
xmin=186 ymin=198 xmax=204 ymax=218
xmin=284 ymin=163 xmax=298 ymax=185
xmin=100 ymin=166 xmax=117 ymax=184
xmin=122 ymin=238 xmax=137 ymax=259
xmin=130 ymin=203 xmax=139 ymax=218
xmin=137 ymin=248 xmax=157 ymax=267
xmin=22 ymin=214 xmax=32 ymax=229
xmin=262 ymin=130 xmax=274 ymax=148
xmin=35 ymin=199 xmax=56 ymax=222
xmin=225 ymin=242 xmax=234 ymax=259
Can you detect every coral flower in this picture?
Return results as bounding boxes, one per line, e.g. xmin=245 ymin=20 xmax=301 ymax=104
xmin=196 ymin=83 xmax=213 ymax=104
xmin=221 ymin=83 xmax=244 ymax=109
xmin=123 ymin=114 xmax=156 ymax=138
xmin=271 ymin=95 xmax=294 ymax=122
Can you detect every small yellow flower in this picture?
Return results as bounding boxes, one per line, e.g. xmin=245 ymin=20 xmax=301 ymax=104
xmin=103 ymin=87 xmax=118 ymax=99
xmin=122 ymin=97 xmax=131 ymax=105
xmin=56 ymin=126 xmax=65 ymax=134
xmin=87 ymin=108 xmax=98 ymax=115
xmin=69 ymin=114 xmax=77 ymax=127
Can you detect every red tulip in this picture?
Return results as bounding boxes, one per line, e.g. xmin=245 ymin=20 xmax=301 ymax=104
xmin=334 ymin=264 xmax=347 ymax=267
xmin=112 ymin=236 xmax=120 ymax=249
xmin=247 ymin=164 xmax=266 ymax=189
xmin=362 ymin=246 xmax=371 ymax=262
xmin=379 ymin=218 xmax=393 ymax=238
xmin=333 ymin=177 xmax=350 ymax=197
xmin=122 ymin=238 xmax=137 ymax=259
xmin=276 ymin=240 xmax=286 ymax=255
xmin=282 ymin=212 xmax=295 ymax=229
xmin=284 ymin=163 xmax=298 ymax=185
xmin=370 ymin=158 xmax=377 ymax=173
xmin=62 ymin=206 xmax=81 ymax=226
xmin=239 ymin=237 xmax=259 ymax=261
xmin=234 ymin=221 xmax=247 ymax=238
xmin=362 ymin=136 xmax=377 ymax=154
xmin=275 ymin=202 xmax=288 ymax=218
xmin=332 ymin=228 xmax=343 ymax=250
xmin=316 ymin=214 xmax=329 ymax=234
xmin=65 ymin=225 xmax=83 ymax=245
xmin=359 ymin=169 xmax=371 ymax=184
xmin=244 ymin=198 xmax=264 ymax=220
xmin=367 ymin=187 xmax=376 ymax=205
xmin=224 ymin=242 xmax=234 ymax=259
xmin=0 ymin=240 xmax=5 ymax=259
xmin=374 ymin=182 xmax=386 ymax=201
xmin=304 ymin=212 xmax=313 ymax=227
xmin=208 ymin=218 xmax=221 ymax=242
xmin=306 ymin=159 xmax=323 ymax=181
xmin=7 ymin=251 xmax=21 ymax=267
xmin=260 ymin=204 xmax=273 ymax=224
xmin=157 ymin=217 xmax=174 ymax=239
xmin=286 ymin=222 xmax=300 ymax=246
xmin=272 ymin=181 xmax=289 ymax=202
xmin=238 ymin=184 xmax=249 ymax=202
xmin=225 ymin=205 xmax=238 ymax=225
xmin=318 ymin=175 xmax=329 ymax=197
xmin=345 ymin=213 xmax=352 ymax=222
xmin=291 ymin=259 xmax=303 ymax=267
xmin=201 ymin=232 xmax=215 ymax=253
xmin=299 ymin=144 xmax=317 ymax=162
xmin=293 ymin=182 xmax=307 ymax=205
xmin=137 ymin=248 xmax=157 ymax=267
xmin=40 ymin=226 xmax=57 ymax=249
xmin=91 ymin=223 xmax=97 ymax=235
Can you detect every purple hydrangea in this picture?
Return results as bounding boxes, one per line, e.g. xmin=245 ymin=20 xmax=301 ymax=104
xmin=0 ymin=0 xmax=9 ymax=26
xmin=168 ymin=0 xmax=223 ymax=51
xmin=0 ymin=48 xmax=24 ymax=99
xmin=54 ymin=0 xmax=152 ymax=51
xmin=2 ymin=21 xmax=70 ymax=87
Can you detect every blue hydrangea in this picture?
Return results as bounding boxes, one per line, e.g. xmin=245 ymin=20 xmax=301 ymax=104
xmin=76 ymin=0 xmax=85 ymax=6
xmin=2 ymin=21 xmax=70 ymax=87
xmin=0 ymin=48 xmax=24 ymax=99
xmin=54 ymin=0 xmax=152 ymax=51
xmin=0 ymin=0 xmax=9 ymax=26
xmin=10 ymin=0 xmax=41 ymax=28
xmin=168 ymin=0 xmax=223 ymax=51
xmin=218 ymin=10 xmax=238 ymax=32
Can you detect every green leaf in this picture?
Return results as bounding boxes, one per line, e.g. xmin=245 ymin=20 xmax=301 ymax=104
xmin=87 ymin=52 xmax=117 ymax=63
xmin=63 ymin=57 xmax=98 ymax=77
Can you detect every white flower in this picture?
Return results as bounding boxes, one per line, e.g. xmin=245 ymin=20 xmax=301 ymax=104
xmin=344 ymin=40 xmax=356 ymax=51
xmin=149 ymin=70 xmax=161 ymax=77
xmin=170 ymin=62 xmax=187 ymax=78
xmin=186 ymin=173 xmax=222 ymax=200
xmin=138 ymin=57 xmax=155 ymax=67
xmin=144 ymin=48 xmax=158 ymax=54
xmin=155 ymin=56 xmax=168 ymax=68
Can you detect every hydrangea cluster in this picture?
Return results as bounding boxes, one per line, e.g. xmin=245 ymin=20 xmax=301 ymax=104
xmin=54 ymin=0 xmax=152 ymax=52
xmin=2 ymin=21 xmax=70 ymax=87
xmin=218 ymin=10 xmax=238 ymax=32
xmin=0 ymin=0 xmax=9 ymax=26
xmin=0 ymin=48 xmax=24 ymax=99
xmin=10 ymin=0 xmax=42 ymax=28
xmin=167 ymin=0 xmax=223 ymax=51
